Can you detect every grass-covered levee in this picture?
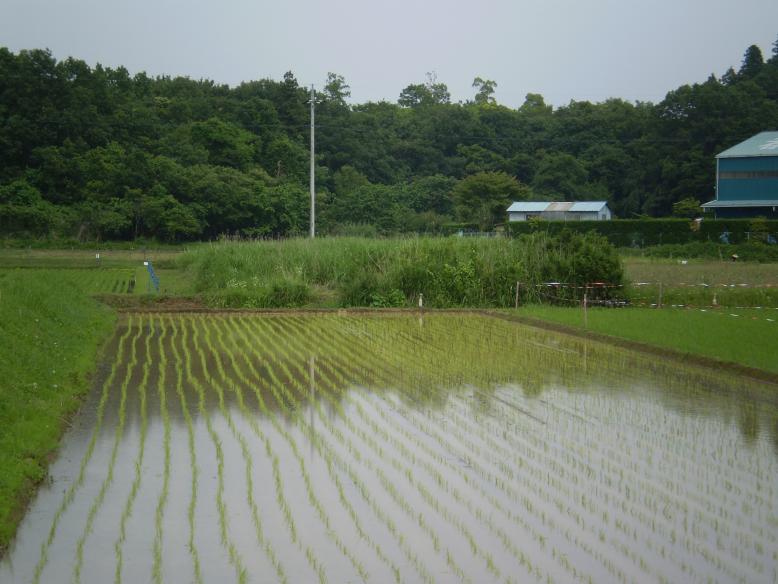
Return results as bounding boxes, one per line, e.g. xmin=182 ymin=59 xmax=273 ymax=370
xmin=178 ymin=233 xmax=624 ymax=309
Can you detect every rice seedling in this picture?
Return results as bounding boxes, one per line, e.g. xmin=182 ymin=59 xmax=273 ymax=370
xmin=221 ymin=316 xmax=402 ymax=583
xmin=165 ymin=317 xmax=203 ymax=584
xmin=255 ymin=319 xmax=469 ymax=579
xmin=30 ymin=319 xmax=133 ymax=584
xmin=71 ymin=318 xmax=143 ymax=583
xmin=233 ymin=316 xmax=434 ymax=583
xmin=180 ymin=317 xmax=247 ymax=584
xmin=289 ymin=315 xmax=548 ymax=581
xmin=152 ymin=316 xmax=171 ymax=584
xmin=113 ymin=316 xmax=154 ymax=584
xmin=209 ymin=317 xmax=369 ymax=582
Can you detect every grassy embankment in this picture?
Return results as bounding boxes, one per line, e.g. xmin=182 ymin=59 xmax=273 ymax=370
xmin=518 ymin=258 xmax=778 ymax=374
xmin=516 ymin=305 xmax=778 ymax=374
xmin=0 ymin=270 xmax=115 ymax=552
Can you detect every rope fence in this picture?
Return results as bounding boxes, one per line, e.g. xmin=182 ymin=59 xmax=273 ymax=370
xmin=517 ymin=280 xmax=778 ymax=324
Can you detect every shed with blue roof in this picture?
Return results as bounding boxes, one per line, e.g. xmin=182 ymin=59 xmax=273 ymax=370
xmin=702 ymin=131 xmax=778 ymax=218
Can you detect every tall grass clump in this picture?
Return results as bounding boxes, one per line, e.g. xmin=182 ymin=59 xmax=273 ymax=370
xmin=0 ymin=270 xmax=115 ymax=553
xmin=179 ymin=233 xmax=623 ymax=308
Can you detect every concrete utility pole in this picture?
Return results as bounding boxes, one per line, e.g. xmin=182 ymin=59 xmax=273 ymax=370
xmin=309 ymin=84 xmax=315 ymax=239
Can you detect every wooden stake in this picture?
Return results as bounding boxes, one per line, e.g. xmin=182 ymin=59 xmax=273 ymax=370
xmin=514 ymin=281 xmax=520 ymax=309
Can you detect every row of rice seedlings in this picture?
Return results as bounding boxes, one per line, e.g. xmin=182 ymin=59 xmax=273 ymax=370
xmin=31 ymin=320 xmax=136 ymax=584
xmin=113 ymin=316 xmax=153 ymax=584
xmin=353 ymin=388 xmax=547 ymax=580
xmin=211 ymin=320 xmax=370 ymax=580
xmin=328 ymin=315 xmax=617 ymax=583
xmin=217 ymin=316 xmax=359 ymax=584
xmin=152 ymin=317 xmax=172 ymax=584
xmin=373 ymin=322 xmax=661 ymax=583
xmin=276 ymin=316 xmax=503 ymax=582
xmin=563 ymin=411 xmax=771 ymax=579
xmin=71 ymin=318 xmax=144 ymax=583
xmin=345 ymin=314 xmax=778 ymax=580
xmin=164 ymin=317 xmax=203 ymax=584
xmin=256 ymin=318 xmax=476 ymax=583
xmin=291 ymin=315 xmax=553 ymax=582
xmin=440 ymin=394 xmax=665 ymax=582
xmin=193 ymin=318 xmax=288 ymax=584
xmin=178 ymin=316 xmax=248 ymax=584
xmin=220 ymin=316 xmax=403 ymax=584
xmin=193 ymin=316 xmax=325 ymax=584
xmin=370 ymin=318 xmax=752 ymax=580
xmin=472 ymin=387 xmax=773 ymax=579
xmin=207 ymin=316 xmax=368 ymax=583
xmin=232 ymin=316 xmax=433 ymax=584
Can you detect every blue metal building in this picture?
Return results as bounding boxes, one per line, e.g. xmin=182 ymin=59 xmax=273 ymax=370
xmin=702 ymin=131 xmax=778 ymax=218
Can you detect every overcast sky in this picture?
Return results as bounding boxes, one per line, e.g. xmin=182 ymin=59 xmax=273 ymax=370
xmin=2 ymin=0 xmax=777 ymax=107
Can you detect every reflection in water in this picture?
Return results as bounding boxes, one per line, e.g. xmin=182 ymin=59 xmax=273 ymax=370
xmin=1 ymin=313 xmax=776 ymax=584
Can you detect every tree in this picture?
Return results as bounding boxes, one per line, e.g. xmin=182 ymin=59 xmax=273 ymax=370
xmin=452 ymin=171 xmax=529 ymax=230
xmin=531 ymin=152 xmax=589 ymax=198
xmin=740 ymin=45 xmax=764 ymax=79
xmin=472 ymin=77 xmax=497 ymax=105
xmin=671 ymin=197 xmax=701 ymax=218
xmin=323 ymin=73 xmax=350 ymax=106
xmin=398 ymin=72 xmax=450 ymax=107
xmin=332 ymin=165 xmax=369 ymax=196
xmin=772 ymin=34 xmax=778 ymax=64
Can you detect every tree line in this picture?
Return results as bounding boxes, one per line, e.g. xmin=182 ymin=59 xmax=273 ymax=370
xmin=1 ymin=38 xmax=777 ymax=240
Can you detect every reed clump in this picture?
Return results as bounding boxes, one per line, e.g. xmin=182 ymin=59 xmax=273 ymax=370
xmin=180 ymin=233 xmax=623 ymax=309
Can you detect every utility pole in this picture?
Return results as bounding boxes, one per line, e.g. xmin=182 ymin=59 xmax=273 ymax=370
xmin=309 ymin=84 xmax=315 ymax=239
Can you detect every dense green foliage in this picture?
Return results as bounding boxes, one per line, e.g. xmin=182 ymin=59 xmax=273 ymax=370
xmin=0 ymin=270 xmax=115 ymax=550
xmin=179 ymin=234 xmax=623 ymax=308
xmin=507 ymin=218 xmax=778 ymax=247
xmin=1 ymin=38 xmax=778 ymax=240
xmin=516 ymin=306 xmax=778 ymax=373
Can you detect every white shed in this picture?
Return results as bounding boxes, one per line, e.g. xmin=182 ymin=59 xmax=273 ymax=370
xmin=507 ymin=201 xmax=612 ymax=222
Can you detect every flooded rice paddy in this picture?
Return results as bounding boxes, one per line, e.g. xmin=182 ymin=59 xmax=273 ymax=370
xmin=1 ymin=313 xmax=777 ymax=583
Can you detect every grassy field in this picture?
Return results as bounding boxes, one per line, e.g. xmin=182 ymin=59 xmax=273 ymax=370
xmin=0 ymin=270 xmax=115 ymax=551
xmin=622 ymin=257 xmax=778 ymax=308
xmin=515 ymin=305 xmax=778 ymax=373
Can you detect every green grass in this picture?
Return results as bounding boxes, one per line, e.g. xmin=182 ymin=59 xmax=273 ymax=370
xmin=0 ymin=270 xmax=115 ymax=552
xmin=515 ymin=305 xmax=778 ymax=373
xmin=178 ymin=234 xmax=623 ymax=309
xmin=621 ymin=257 xmax=778 ymax=308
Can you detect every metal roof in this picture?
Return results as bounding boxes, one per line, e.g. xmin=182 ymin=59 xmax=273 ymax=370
xmin=701 ymin=199 xmax=778 ymax=208
xmin=716 ymin=132 xmax=778 ymax=159
xmin=546 ymin=202 xmax=572 ymax=211
xmin=569 ymin=201 xmax=609 ymax=212
xmin=507 ymin=202 xmax=550 ymax=212
xmin=507 ymin=201 xmax=609 ymax=212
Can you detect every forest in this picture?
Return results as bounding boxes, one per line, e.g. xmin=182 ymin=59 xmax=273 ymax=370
xmin=1 ymin=38 xmax=777 ymax=241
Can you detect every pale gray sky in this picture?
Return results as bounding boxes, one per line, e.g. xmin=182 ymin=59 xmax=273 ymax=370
xmin=2 ymin=0 xmax=777 ymax=107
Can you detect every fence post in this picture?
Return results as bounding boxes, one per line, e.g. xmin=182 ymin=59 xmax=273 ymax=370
xmin=583 ymin=291 xmax=588 ymax=329
xmin=514 ymin=281 xmax=520 ymax=309
xmin=658 ymin=282 xmax=663 ymax=309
